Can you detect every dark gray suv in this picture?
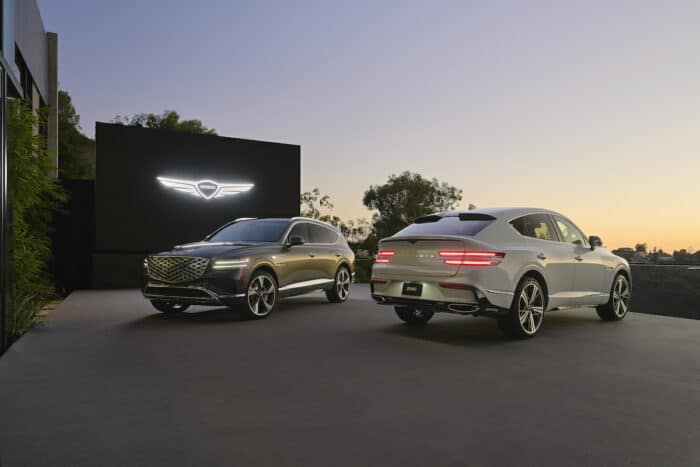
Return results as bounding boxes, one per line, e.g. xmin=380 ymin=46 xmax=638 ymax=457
xmin=142 ymin=217 xmax=355 ymax=319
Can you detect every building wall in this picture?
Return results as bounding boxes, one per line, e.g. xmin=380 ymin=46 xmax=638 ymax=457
xmin=13 ymin=0 xmax=48 ymax=99
xmin=92 ymin=123 xmax=301 ymax=288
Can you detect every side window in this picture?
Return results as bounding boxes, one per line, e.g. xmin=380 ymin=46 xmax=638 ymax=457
xmin=554 ymin=217 xmax=588 ymax=246
xmin=309 ymin=224 xmax=339 ymax=244
xmin=511 ymin=214 xmax=557 ymax=241
xmin=287 ymin=222 xmax=310 ymax=243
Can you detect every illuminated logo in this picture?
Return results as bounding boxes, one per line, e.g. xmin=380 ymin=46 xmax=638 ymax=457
xmin=157 ymin=176 xmax=254 ymax=200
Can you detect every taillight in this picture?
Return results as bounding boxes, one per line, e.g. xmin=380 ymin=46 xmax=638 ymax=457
xmin=375 ymin=250 xmax=395 ymax=264
xmin=438 ymin=251 xmax=505 ymax=266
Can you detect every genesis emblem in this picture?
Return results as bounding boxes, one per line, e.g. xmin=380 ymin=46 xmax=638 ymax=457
xmin=157 ymin=176 xmax=254 ymax=200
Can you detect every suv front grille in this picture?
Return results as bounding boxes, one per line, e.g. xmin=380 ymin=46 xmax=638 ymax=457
xmin=147 ymin=256 xmax=210 ymax=283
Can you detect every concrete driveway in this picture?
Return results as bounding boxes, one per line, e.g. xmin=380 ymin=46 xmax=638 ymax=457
xmin=1 ymin=285 xmax=700 ymax=466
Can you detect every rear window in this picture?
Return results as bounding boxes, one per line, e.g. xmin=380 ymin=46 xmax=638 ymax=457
xmin=395 ymin=216 xmax=492 ymax=237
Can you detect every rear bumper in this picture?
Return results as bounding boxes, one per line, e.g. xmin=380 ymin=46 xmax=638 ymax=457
xmin=370 ymin=280 xmax=510 ymax=317
xmin=142 ymin=282 xmax=245 ymax=306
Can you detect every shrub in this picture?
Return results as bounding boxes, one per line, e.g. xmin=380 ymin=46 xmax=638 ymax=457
xmin=7 ymin=99 xmax=67 ymax=339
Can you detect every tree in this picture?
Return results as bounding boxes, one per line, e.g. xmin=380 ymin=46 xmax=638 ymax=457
xmin=300 ymin=188 xmax=370 ymax=244
xmin=363 ymin=171 xmax=463 ymax=240
xmin=634 ymin=243 xmax=647 ymax=253
xmin=58 ymin=90 xmax=92 ymax=179
xmin=112 ymin=110 xmax=216 ymax=135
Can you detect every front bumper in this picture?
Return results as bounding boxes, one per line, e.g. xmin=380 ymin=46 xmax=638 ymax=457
xmin=142 ymin=281 xmax=246 ymax=306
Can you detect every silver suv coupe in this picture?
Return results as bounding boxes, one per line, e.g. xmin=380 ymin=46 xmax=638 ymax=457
xmin=370 ymin=208 xmax=631 ymax=338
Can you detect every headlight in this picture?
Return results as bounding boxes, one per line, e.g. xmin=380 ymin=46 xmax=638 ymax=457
xmin=212 ymin=257 xmax=250 ymax=270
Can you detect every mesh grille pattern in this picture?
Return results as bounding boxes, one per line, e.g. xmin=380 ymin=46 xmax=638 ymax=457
xmin=147 ymin=256 xmax=210 ymax=283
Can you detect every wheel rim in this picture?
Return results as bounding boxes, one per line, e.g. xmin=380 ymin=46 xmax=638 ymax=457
xmin=247 ymin=275 xmax=276 ymax=316
xmin=612 ymin=276 xmax=630 ymax=317
xmin=518 ymin=282 xmax=544 ymax=335
xmin=336 ymin=268 xmax=351 ymax=300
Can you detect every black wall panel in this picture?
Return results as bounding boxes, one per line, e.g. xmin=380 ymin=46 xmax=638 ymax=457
xmin=93 ymin=123 xmax=300 ymax=288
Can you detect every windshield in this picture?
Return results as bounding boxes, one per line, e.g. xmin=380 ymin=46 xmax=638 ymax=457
xmin=395 ymin=216 xmax=492 ymax=237
xmin=208 ymin=220 xmax=289 ymax=243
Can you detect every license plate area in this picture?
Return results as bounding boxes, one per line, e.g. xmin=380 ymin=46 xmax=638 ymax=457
xmin=402 ymin=282 xmax=423 ymax=297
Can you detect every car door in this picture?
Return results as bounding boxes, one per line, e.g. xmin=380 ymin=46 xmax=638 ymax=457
xmin=511 ymin=214 xmax=574 ymax=308
xmin=553 ymin=216 xmax=605 ymax=306
xmin=281 ymin=222 xmax=319 ymax=287
xmin=308 ymin=223 xmax=339 ymax=280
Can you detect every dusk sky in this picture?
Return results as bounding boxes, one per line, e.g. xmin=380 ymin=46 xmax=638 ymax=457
xmin=38 ymin=1 xmax=699 ymax=252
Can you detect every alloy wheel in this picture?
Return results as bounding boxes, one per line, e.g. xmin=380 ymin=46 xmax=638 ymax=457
xmin=612 ymin=275 xmax=631 ymax=317
xmin=336 ymin=268 xmax=351 ymax=300
xmin=518 ymin=282 xmax=544 ymax=335
xmin=247 ymin=275 xmax=276 ymax=317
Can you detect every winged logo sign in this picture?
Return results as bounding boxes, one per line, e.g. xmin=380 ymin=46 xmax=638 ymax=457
xmin=157 ymin=176 xmax=254 ymax=200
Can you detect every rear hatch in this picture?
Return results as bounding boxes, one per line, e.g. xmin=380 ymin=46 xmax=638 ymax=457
xmin=377 ymin=235 xmax=466 ymax=278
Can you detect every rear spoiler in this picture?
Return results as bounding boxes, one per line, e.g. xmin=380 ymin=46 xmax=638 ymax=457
xmin=413 ymin=213 xmax=496 ymax=223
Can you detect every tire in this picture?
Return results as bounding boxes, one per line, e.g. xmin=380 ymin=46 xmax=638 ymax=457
xmin=326 ymin=266 xmax=352 ymax=303
xmin=242 ymin=270 xmax=278 ymax=319
xmin=596 ymin=273 xmax=631 ymax=321
xmin=150 ymin=300 xmax=190 ymax=313
xmin=498 ymin=276 xmax=545 ymax=339
xmin=394 ymin=305 xmax=434 ymax=324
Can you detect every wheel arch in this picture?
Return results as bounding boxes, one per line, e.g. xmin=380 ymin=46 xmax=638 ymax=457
xmin=615 ymin=266 xmax=631 ymax=283
xmin=517 ymin=268 xmax=550 ymax=310
xmin=336 ymin=260 xmax=352 ymax=274
xmin=249 ymin=262 xmax=279 ymax=286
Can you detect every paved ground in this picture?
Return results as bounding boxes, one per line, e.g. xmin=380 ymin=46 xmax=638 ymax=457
xmin=2 ymin=285 xmax=700 ymax=467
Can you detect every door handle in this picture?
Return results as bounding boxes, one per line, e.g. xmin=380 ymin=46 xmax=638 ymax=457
xmin=308 ymin=253 xmax=317 ymax=258
xmin=575 ymin=256 xmax=583 ymax=262
xmin=537 ymin=253 xmax=547 ymax=260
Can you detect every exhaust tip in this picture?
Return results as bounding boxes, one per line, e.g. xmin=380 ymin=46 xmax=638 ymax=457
xmin=447 ymin=303 xmax=479 ymax=314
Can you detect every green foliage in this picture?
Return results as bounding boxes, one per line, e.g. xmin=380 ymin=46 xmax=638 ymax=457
xmin=112 ymin=110 xmax=217 ymax=135
xmin=58 ymin=90 xmax=93 ymax=179
xmin=7 ymin=99 xmax=67 ymax=339
xmin=363 ymin=171 xmax=462 ymax=240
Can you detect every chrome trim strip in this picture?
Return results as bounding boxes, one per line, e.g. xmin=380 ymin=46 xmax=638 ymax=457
xmin=143 ymin=284 xmax=245 ymax=302
xmin=279 ymin=278 xmax=334 ymax=291
xmin=486 ymin=289 xmax=514 ymax=296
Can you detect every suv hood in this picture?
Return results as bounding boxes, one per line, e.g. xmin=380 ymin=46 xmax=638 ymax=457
xmin=152 ymin=241 xmax=267 ymax=259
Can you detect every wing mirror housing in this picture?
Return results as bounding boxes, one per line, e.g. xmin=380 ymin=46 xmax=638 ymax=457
xmin=589 ymin=235 xmax=603 ymax=249
xmin=287 ymin=235 xmax=305 ymax=246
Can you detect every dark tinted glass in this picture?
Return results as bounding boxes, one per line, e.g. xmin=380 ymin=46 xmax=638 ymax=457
xmin=554 ymin=216 xmax=588 ymax=246
xmin=511 ymin=214 xmax=557 ymax=241
xmin=309 ymin=224 xmax=338 ymax=244
xmin=395 ymin=216 xmax=492 ymax=237
xmin=209 ymin=220 xmax=289 ymax=243
xmin=287 ymin=222 xmax=311 ymax=243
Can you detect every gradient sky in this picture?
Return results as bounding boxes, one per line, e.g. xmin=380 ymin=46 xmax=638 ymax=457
xmin=38 ymin=0 xmax=699 ymax=252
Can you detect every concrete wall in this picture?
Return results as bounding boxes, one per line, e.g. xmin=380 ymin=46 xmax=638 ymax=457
xmin=14 ymin=0 xmax=48 ymax=99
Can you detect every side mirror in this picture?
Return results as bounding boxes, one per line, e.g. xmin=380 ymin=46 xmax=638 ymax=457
xmin=287 ymin=235 xmax=305 ymax=246
xmin=589 ymin=235 xmax=603 ymax=249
